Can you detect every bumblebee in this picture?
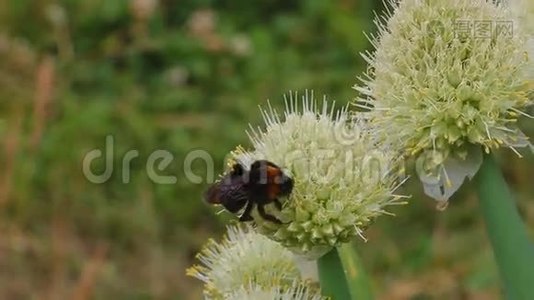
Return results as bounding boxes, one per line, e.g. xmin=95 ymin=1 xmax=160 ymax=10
xmin=204 ymin=160 xmax=293 ymax=224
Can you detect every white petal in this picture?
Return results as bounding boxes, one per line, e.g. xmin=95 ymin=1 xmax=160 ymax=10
xmin=417 ymin=146 xmax=483 ymax=202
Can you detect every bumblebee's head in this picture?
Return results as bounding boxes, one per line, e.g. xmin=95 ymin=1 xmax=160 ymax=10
xmin=278 ymin=173 xmax=293 ymax=197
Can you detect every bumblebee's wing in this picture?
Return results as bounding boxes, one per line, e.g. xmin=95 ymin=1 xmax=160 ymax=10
xmin=204 ymin=178 xmax=248 ymax=214
xmin=218 ymin=181 xmax=248 ymax=213
xmin=204 ymin=183 xmax=223 ymax=205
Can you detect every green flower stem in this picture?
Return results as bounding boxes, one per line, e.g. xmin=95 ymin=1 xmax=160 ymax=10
xmin=338 ymin=241 xmax=373 ymax=300
xmin=475 ymin=154 xmax=534 ymax=299
xmin=317 ymin=248 xmax=352 ymax=300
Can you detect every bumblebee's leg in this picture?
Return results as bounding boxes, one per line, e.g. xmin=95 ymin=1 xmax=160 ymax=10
xmin=239 ymin=201 xmax=254 ymax=222
xmin=274 ymin=198 xmax=283 ymax=211
xmin=257 ymin=203 xmax=282 ymax=224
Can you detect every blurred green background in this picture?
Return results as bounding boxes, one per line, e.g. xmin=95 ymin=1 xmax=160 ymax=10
xmin=0 ymin=0 xmax=533 ymax=299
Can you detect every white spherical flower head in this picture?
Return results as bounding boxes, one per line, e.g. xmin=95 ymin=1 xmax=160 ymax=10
xmin=225 ymin=280 xmax=325 ymax=300
xmin=186 ymin=225 xmax=301 ymax=298
xmin=232 ymin=91 xmax=405 ymax=258
xmin=355 ymin=0 xmax=534 ymax=202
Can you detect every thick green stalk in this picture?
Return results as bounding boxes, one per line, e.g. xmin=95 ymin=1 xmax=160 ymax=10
xmin=475 ymin=154 xmax=534 ymax=299
xmin=317 ymin=248 xmax=352 ymax=300
xmin=337 ymin=241 xmax=373 ymax=300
